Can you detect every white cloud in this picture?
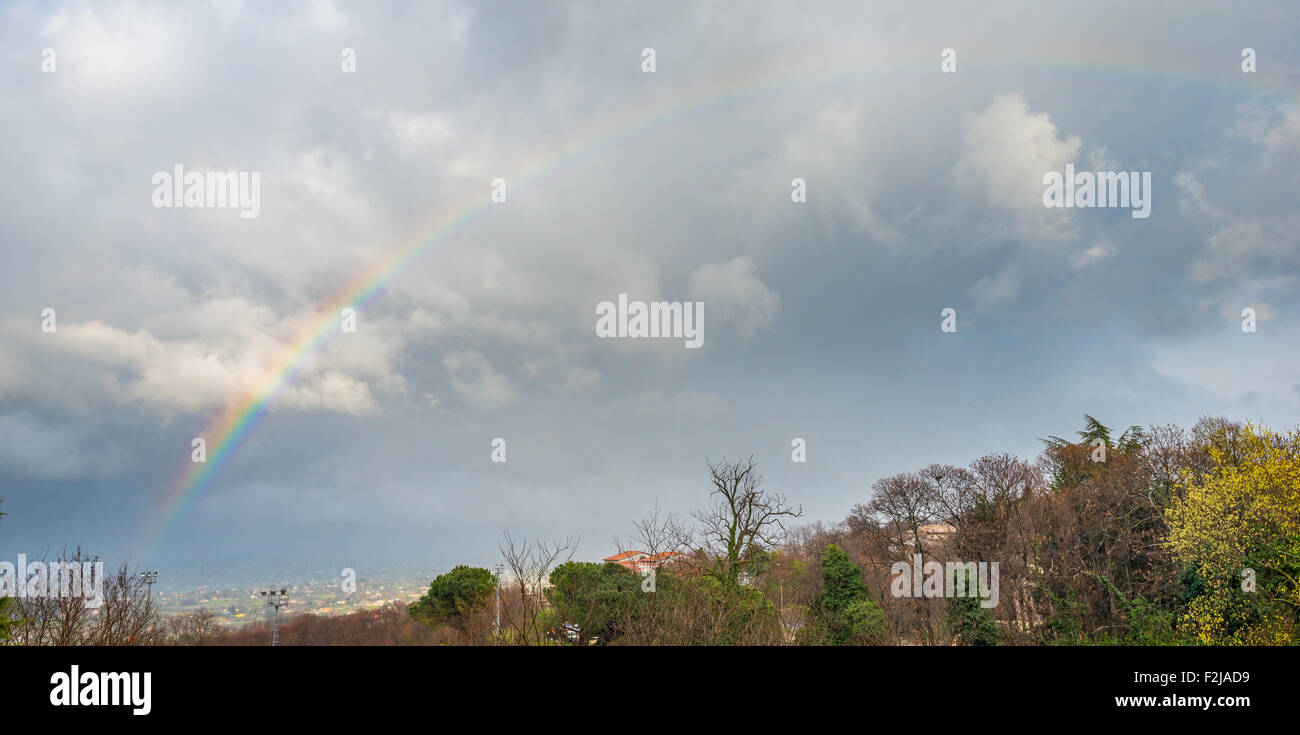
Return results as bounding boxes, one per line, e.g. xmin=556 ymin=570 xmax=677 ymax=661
xmin=954 ymin=93 xmax=1082 ymax=241
xmin=1071 ymin=240 xmax=1116 ymax=269
xmin=38 ymin=3 xmax=184 ymax=99
xmin=0 ymin=308 xmax=404 ymax=416
xmin=1174 ymin=170 xmax=1224 ymax=220
xmin=369 ymin=109 xmax=458 ymax=158
xmin=1232 ymin=101 xmax=1300 ymax=161
xmin=1189 ymin=214 xmax=1300 ymax=284
xmin=689 ymin=257 xmax=781 ymax=341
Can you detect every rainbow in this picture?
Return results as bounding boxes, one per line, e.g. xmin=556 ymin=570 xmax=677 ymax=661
xmin=140 ymin=52 xmax=1292 ymax=552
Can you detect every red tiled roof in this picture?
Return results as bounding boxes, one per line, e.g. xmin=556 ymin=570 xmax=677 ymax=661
xmin=605 ymin=550 xmax=677 ymax=568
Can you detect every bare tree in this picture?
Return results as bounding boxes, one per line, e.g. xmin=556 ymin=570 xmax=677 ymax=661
xmin=167 ymin=609 xmax=223 ymax=645
xmin=5 ymin=550 xmax=163 ymax=646
xmin=853 ymin=472 xmax=949 ymax=643
xmin=614 ymin=500 xmax=686 ymax=560
xmin=497 ymin=532 xmax=575 ymax=645
xmin=89 ymin=563 xmax=167 ymax=645
xmin=856 ymin=472 xmax=942 ymax=558
xmin=6 ymin=548 xmax=98 ymax=645
xmin=922 ymin=463 xmax=976 ymax=527
xmin=689 ymin=457 xmax=802 ymax=587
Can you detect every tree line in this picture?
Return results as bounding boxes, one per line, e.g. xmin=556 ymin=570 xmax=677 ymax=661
xmin=2 ymin=414 xmax=1296 ymax=645
xmin=405 ymin=415 xmax=1299 ymax=646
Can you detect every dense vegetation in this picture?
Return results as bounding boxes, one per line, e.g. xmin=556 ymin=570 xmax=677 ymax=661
xmin=402 ymin=415 xmax=1299 ymax=646
xmin=3 ymin=415 xmax=1296 ymax=646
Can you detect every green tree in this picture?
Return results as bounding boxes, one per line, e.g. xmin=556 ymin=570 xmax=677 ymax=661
xmin=0 ymin=596 xmax=15 ymax=643
xmin=409 ymin=565 xmax=498 ymax=643
xmin=1040 ymin=415 xmax=1144 ymax=489
xmin=946 ymin=569 xmax=1001 ymax=645
xmin=545 ymin=561 xmax=643 ymax=644
xmin=679 ymin=573 xmax=782 ymax=645
xmin=800 ymin=544 xmax=889 ymax=645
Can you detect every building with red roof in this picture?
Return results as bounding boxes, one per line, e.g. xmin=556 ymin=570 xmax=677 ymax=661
xmin=603 ymin=550 xmax=678 ymax=574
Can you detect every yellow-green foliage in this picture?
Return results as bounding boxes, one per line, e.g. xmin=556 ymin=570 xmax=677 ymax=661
xmin=1165 ymin=424 xmax=1300 ymax=645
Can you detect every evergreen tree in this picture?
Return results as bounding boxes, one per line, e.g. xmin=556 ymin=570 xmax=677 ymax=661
xmin=946 ymin=568 xmax=1001 ymax=645
xmin=409 ymin=565 xmax=498 ymax=642
xmin=801 ymin=544 xmax=889 ymax=645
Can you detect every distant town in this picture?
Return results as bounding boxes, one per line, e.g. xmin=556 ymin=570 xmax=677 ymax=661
xmin=147 ymin=561 xmax=446 ymax=628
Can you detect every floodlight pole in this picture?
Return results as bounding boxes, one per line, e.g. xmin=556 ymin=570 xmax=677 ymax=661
xmin=139 ymin=571 xmax=158 ymax=643
xmin=261 ymin=588 xmax=288 ymax=646
xmin=140 ymin=571 xmax=158 ymax=613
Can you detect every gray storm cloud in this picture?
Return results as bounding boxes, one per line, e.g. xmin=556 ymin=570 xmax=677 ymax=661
xmin=0 ymin=0 xmax=1296 ymax=566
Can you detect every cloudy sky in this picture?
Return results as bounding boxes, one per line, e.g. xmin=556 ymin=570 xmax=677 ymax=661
xmin=1 ymin=1 xmax=1297 ymax=574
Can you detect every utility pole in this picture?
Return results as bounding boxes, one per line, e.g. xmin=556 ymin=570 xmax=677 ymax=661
xmin=493 ymin=563 xmax=504 ymax=637
xmin=261 ymin=588 xmax=288 ymax=646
